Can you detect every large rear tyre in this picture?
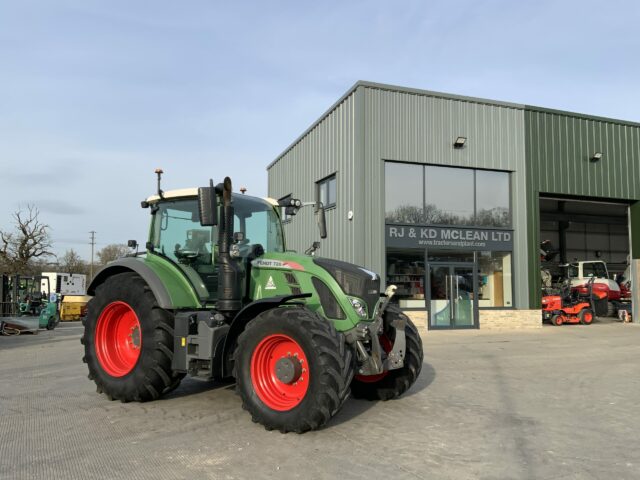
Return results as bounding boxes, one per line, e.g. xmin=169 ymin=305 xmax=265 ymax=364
xmin=351 ymin=306 xmax=423 ymax=401
xmin=234 ymin=307 xmax=354 ymax=433
xmin=81 ymin=272 xmax=182 ymax=402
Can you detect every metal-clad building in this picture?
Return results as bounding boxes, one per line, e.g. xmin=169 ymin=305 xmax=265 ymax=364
xmin=524 ymin=108 xmax=640 ymax=307
xmin=268 ymin=81 xmax=640 ymax=329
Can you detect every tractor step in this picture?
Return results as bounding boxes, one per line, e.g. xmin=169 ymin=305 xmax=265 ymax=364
xmin=173 ymin=311 xmax=229 ymax=380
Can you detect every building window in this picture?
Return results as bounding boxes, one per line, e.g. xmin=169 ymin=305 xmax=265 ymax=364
xmin=477 ymin=251 xmax=512 ymax=307
xmin=279 ymin=194 xmax=293 ymax=222
xmin=424 ymin=165 xmax=474 ymax=226
xmin=385 ymin=163 xmax=423 ymax=223
xmin=475 ymin=170 xmax=511 ymax=227
xmin=385 ymin=162 xmax=511 ymax=228
xmin=317 ymin=174 xmax=337 ymax=208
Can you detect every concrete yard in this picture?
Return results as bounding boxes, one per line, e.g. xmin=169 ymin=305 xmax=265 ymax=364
xmin=1 ymin=321 xmax=639 ymax=480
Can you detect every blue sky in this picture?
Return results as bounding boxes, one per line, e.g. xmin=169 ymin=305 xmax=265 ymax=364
xmin=1 ymin=0 xmax=639 ymax=260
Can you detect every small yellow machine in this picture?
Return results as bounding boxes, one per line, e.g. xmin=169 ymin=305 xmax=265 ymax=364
xmin=59 ymin=295 xmax=91 ymax=321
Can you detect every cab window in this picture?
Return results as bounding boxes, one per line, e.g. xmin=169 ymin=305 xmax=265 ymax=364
xmin=152 ymin=199 xmax=213 ymax=264
xmin=583 ymin=263 xmax=607 ymax=278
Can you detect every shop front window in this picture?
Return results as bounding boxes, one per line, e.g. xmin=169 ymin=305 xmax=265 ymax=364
xmin=385 ymin=162 xmax=512 ymax=228
xmin=385 ymin=163 xmax=424 ymax=224
xmin=477 ymin=251 xmax=512 ymax=307
xmin=476 ymin=170 xmax=511 ymax=227
xmin=386 ymin=249 xmax=425 ymax=309
xmin=425 ymin=165 xmax=474 ymax=226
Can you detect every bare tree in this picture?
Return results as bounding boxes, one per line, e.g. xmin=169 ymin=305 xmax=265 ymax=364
xmin=97 ymin=244 xmax=129 ymax=265
xmin=0 ymin=205 xmax=53 ymax=274
xmin=60 ymin=249 xmax=87 ymax=275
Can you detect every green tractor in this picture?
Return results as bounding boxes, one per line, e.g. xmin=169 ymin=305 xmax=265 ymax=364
xmin=82 ymin=172 xmax=423 ymax=433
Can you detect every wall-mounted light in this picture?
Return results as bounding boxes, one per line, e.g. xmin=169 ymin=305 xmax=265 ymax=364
xmin=590 ymin=152 xmax=603 ymax=162
xmin=453 ymin=136 xmax=467 ymax=149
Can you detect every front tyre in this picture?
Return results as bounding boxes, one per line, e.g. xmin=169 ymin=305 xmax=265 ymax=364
xmin=234 ymin=307 xmax=354 ymax=433
xmin=81 ymin=272 xmax=181 ymax=402
xmin=351 ymin=306 xmax=423 ymax=401
xmin=46 ymin=315 xmax=57 ymax=330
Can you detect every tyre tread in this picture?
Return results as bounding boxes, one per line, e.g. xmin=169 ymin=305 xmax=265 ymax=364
xmin=234 ymin=307 xmax=353 ymax=433
xmin=82 ymin=272 xmax=183 ymax=402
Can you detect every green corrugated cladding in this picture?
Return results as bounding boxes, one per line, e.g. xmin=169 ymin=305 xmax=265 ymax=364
xmin=525 ymin=108 xmax=640 ymax=307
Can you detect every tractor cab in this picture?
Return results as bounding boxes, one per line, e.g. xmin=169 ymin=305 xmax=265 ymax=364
xmin=145 ymin=190 xmax=286 ymax=303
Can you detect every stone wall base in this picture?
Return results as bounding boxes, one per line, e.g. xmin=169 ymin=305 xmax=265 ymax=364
xmin=402 ymin=309 xmax=542 ymax=331
xmin=479 ymin=309 xmax=542 ymax=329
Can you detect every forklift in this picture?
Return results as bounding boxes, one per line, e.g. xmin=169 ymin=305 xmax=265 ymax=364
xmin=0 ymin=274 xmax=60 ymax=334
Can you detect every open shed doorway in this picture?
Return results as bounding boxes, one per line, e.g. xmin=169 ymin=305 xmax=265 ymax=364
xmin=539 ymin=196 xmax=632 ymax=321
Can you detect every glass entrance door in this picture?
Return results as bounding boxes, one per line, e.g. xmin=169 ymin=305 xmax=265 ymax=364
xmin=429 ymin=263 xmax=477 ymax=329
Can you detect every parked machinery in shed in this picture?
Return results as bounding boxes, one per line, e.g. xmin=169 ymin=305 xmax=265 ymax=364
xmin=567 ymin=261 xmax=621 ymax=316
xmin=82 ymin=172 xmax=423 ymax=433
xmin=542 ymin=277 xmax=606 ymax=326
xmin=540 ymin=240 xmax=624 ymax=318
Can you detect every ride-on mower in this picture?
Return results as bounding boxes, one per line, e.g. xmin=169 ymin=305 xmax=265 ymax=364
xmin=542 ymin=277 xmax=606 ymax=326
xmin=82 ymin=172 xmax=423 ymax=433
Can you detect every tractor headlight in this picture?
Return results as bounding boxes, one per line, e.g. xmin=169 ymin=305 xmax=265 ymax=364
xmin=349 ymin=297 xmax=368 ymax=319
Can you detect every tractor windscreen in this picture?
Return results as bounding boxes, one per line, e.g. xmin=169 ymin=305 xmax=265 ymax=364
xmin=150 ymin=195 xmax=284 ymax=263
xmin=151 ymin=199 xmax=212 ymax=265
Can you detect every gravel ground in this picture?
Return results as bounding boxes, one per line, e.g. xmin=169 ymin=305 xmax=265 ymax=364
xmin=1 ymin=320 xmax=639 ymax=480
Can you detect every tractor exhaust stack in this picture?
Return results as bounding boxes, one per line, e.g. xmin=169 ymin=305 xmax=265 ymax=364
xmin=217 ymin=177 xmax=243 ymax=314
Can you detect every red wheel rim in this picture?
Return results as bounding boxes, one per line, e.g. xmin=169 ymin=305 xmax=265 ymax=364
xmin=583 ymin=312 xmax=593 ymax=324
xmin=250 ymin=334 xmax=309 ymax=411
xmin=355 ymin=334 xmax=393 ymax=383
xmin=95 ymin=301 xmax=142 ymax=377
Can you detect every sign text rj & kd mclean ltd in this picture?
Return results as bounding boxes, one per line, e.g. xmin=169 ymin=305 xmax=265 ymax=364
xmin=386 ymin=225 xmax=513 ymax=251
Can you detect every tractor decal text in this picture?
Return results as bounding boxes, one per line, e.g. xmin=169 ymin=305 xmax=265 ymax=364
xmin=251 ymin=259 xmax=305 ymax=271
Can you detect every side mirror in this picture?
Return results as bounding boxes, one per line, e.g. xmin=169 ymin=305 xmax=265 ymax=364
xmin=198 ymin=179 xmax=218 ymax=226
xmin=316 ymin=204 xmax=327 ymax=239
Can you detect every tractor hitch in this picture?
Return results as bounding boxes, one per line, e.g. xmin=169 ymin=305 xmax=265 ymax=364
xmin=344 ymin=285 xmax=406 ymax=376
